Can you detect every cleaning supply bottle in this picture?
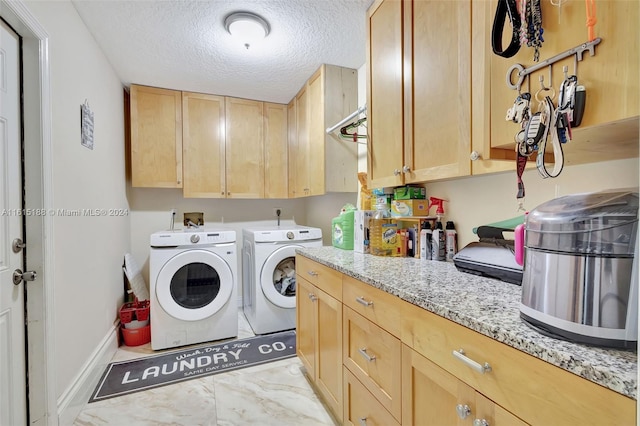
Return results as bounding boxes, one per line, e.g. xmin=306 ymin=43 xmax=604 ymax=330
xmin=431 ymin=220 xmax=446 ymax=261
xmin=428 ymin=197 xmax=447 ymax=219
xmin=370 ymin=210 xmax=392 ymax=256
xmin=445 ymin=221 xmax=457 ymax=261
xmin=420 ymin=221 xmax=432 ymax=260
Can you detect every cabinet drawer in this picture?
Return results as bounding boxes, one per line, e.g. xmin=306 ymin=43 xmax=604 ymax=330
xmin=343 ymin=306 xmax=401 ymax=421
xmin=296 ymin=255 xmax=342 ymax=300
xmin=343 ymin=367 xmax=400 ymax=426
xmin=342 ymin=275 xmax=403 ymax=337
xmin=401 ymin=303 xmax=635 ymax=426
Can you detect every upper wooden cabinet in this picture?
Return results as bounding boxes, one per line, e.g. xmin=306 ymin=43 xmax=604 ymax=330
xmin=367 ymin=0 xmax=501 ymax=188
xmin=264 ymin=102 xmax=289 ymax=199
xmin=367 ymin=0 xmax=639 ymax=187
xmin=182 ymin=92 xmax=225 ymax=198
xmin=129 ymin=85 xmax=183 ymax=188
xmin=289 ymin=64 xmax=359 ymax=197
xmin=129 ymin=85 xmax=288 ymax=198
xmin=225 ymin=97 xmax=265 ymax=198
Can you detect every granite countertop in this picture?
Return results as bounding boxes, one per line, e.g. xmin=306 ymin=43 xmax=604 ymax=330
xmin=297 ymin=246 xmax=638 ymax=400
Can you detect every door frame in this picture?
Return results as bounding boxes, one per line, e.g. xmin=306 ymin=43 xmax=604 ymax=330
xmin=0 ymin=1 xmax=56 ymax=425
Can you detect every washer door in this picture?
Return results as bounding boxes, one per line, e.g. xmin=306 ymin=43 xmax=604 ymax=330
xmin=260 ymin=244 xmax=301 ymax=309
xmin=156 ymin=249 xmax=233 ymax=321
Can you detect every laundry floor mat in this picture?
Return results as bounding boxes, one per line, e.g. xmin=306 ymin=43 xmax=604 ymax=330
xmin=89 ymin=330 xmax=296 ymax=403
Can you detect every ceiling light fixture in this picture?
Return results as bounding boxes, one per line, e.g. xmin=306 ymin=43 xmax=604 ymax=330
xmin=224 ymin=12 xmax=270 ymax=50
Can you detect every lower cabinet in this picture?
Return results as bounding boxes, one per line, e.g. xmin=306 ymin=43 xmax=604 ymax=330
xmin=295 ymin=255 xmax=636 ymax=426
xmin=401 ymin=344 xmax=527 ymax=426
xmin=296 ymin=276 xmax=343 ymax=421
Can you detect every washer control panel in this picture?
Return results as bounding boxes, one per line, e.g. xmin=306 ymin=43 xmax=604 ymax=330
xmin=150 ymin=229 xmax=236 ymax=247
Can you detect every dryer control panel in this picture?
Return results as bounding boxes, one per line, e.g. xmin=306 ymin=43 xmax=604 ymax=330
xmin=151 ymin=229 xmax=236 ymax=247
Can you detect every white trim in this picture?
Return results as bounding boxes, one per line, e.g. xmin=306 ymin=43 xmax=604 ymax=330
xmin=0 ymin=1 xmax=55 ymax=424
xmin=57 ymin=325 xmax=119 ymax=426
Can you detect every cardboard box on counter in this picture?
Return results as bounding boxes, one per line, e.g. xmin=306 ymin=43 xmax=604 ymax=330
xmin=354 ymin=210 xmax=375 ymax=253
xmin=391 ymin=199 xmax=429 ymax=217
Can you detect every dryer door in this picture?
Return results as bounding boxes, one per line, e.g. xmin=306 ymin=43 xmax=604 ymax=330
xmin=156 ymin=249 xmax=234 ymax=321
xmin=260 ymin=244 xmax=301 ymax=309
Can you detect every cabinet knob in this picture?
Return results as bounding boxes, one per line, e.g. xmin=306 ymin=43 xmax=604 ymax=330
xmin=221 ymin=192 xmax=224 ymax=195
xmin=355 ymin=296 xmax=373 ymax=307
xmin=402 ymin=165 xmax=411 ymax=173
xmin=358 ymin=347 xmax=376 ymax=362
xmin=470 ymin=151 xmax=481 ymax=161
xmin=308 ymin=293 xmax=317 ymax=302
xmin=393 ymin=169 xmax=401 ymax=176
xmin=456 ymin=404 xmax=472 ymax=420
xmin=227 ymin=192 xmax=230 ymax=195
xmin=358 ymin=417 xmax=367 ymax=426
xmin=307 ymin=270 xmax=319 ymax=277
xmin=473 ymin=419 xmax=490 ymax=426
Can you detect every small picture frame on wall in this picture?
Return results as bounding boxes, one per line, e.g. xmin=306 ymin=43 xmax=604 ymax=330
xmin=81 ymin=100 xmax=94 ymax=150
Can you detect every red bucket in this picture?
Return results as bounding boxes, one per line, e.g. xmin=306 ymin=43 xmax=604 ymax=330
xmin=121 ymin=324 xmax=150 ymax=346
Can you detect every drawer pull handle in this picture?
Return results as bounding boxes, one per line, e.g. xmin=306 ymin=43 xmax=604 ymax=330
xmin=456 ymin=404 xmax=472 ymax=420
xmin=473 ymin=419 xmax=490 ymax=426
xmin=358 ymin=417 xmax=367 ymax=426
xmin=356 ymin=296 xmax=373 ymax=307
xmin=358 ymin=347 xmax=376 ymax=362
xmin=452 ymin=349 xmax=492 ymax=374
xmin=308 ymin=293 xmax=317 ymax=302
xmin=307 ymin=270 xmax=319 ymax=277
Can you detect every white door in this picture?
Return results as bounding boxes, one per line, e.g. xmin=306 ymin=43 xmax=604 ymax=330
xmin=0 ymin=19 xmax=27 ymax=426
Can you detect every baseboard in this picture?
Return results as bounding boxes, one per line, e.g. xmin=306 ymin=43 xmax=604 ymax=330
xmin=57 ymin=323 xmax=120 ymax=425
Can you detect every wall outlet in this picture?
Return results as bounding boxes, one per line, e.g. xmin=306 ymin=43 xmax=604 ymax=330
xmin=273 ymin=208 xmax=282 ymax=217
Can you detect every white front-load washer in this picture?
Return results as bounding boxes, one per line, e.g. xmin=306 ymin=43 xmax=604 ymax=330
xmin=150 ymin=229 xmax=238 ymax=350
xmin=242 ymin=225 xmax=322 ymax=335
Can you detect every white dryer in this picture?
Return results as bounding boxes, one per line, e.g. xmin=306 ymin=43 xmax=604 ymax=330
xmin=150 ymin=229 xmax=238 ymax=350
xmin=243 ymin=226 xmax=322 ymax=334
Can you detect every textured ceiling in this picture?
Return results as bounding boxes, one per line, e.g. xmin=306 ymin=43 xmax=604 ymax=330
xmin=71 ymin=0 xmax=374 ymax=104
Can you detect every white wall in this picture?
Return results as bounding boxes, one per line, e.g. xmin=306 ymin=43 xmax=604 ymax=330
xmin=24 ymin=0 xmax=130 ymax=402
xmin=128 ymin=189 xmax=356 ymax=299
xmin=425 ymin=158 xmax=640 ymax=248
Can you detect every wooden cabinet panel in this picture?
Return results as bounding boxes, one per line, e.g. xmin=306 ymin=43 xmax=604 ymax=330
xmin=296 ymin=255 xmax=342 ymax=300
xmin=367 ymin=0 xmax=405 ymax=188
xmin=130 ymin=84 xmax=183 ymax=188
xmin=287 ymin=99 xmax=297 ymax=198
xmin=294 ymin=86 xmax=310 ymax=197
xmin=342 ymin=275 xmax=403 ymax=337
xmin=297 ymin=277 xmax=317 ymax=378
xmin=344 ymin=367 xmax=400 ymax=426
xmin=182 ymin=92 xmax=225 ymax=198
xmin=402 ymin=344 xmax=528 ymax=426
xmin=401 ymin=302 xmax=635 ymax=425
xmin=343 ymin=306 xmax=401 ymax=420
xmin=406 ymin=0 xmax=471 ymax=182
xmin=263 ymin=102 xmax=288 ymax=198
xmin=225 ymin=97 xmax=264 ymax=198
xmin=307 ymin=68 xmax=325 ymax=196
xmin=316 ymin=288 xmax=343 ymax=418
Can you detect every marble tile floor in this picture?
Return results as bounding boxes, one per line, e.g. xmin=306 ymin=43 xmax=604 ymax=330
xmin=73 ymin=311 xmax=336 ymax=426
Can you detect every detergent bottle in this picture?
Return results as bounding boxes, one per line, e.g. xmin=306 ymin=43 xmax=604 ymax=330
xmin=332 ymin=204 xmax=356 ymax=250
xmin=429 ymin=197 xmax=447 ymax=261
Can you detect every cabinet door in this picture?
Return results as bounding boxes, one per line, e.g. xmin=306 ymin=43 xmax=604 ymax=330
xmin=344 ymin=368 xmax=400 ymax=426
xmin=475 ymin=393 xmax=528 ymax=426
xmin=130 ymin=85 xmax=183 ymax=188
xmin=296 ymin=277 xmax=317 ymax=378
xmin=225 ymin=97 xmax=264 ymax=198
xmin=402 ymin=344 xmax=465 ymax=425
xmin=182 ymin=92 xmax=225 ymax=198
xmin=295 ymin=86 xmax=310 ymax=197
xmin=287 ymin=99 xmax=297 ymax=198
xmin=307 ymin=68 xmax=325 ymax=196
xmin=486 ymin=0 xmax=639 ymax=163
xmin=264 ymin=102 xmax=288 ymax=198
xmin=405 ymin=0 xmax=471 ymax=182
xmin=316 ymin=286 xmax=343 ymax=420
xmin=367 ymin=0 xmax=405 ymax=188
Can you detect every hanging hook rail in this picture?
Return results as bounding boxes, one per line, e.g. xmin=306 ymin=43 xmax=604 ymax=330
xmin=506 ymin=37 xmax=601 ymax=90
xmin=326 ymin=104 xmax=367 ymax=134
